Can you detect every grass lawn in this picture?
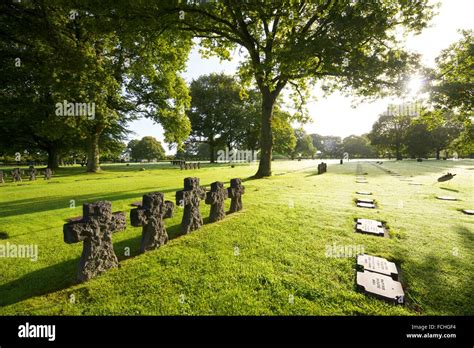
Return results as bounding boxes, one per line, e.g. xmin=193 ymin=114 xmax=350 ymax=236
xmin=0 ymin=159 xmax=472 ymax=315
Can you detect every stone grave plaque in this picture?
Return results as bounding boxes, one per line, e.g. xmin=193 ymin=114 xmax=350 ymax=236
xmin=436 ymin=196 xmax=458 ymax=201
xmin=357 ymin=271 xmax=404 ymax=304
xmin=357 ymin=202 xmax=376 ymax=209
xmin=355 ymin=219 xmax=384 ymax=236
xmin=357 ymin=254 xmax=398 ymax=280
xmin=357 ymin=198 xmax=374 ymax=204
xmin=462 ymin=209 xmax=474 ymax=215
xmin=357 ymin=218 xmax=382 ymax=227
xmin=409 ymin=183 xmax=423 ymax=186
xmin=356 ymin=191 xmax=372 ymax=195
xmin=356 ymin=180 xmax=368 ymax=184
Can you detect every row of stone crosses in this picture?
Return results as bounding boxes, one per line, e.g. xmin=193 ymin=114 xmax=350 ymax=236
xmin=63 ymin=177 xmax=245 ymax=282
xmin=170 ymin=160 xmax=201 ymax=170
xmin=0 ymin=166 xmax=52 ymax=183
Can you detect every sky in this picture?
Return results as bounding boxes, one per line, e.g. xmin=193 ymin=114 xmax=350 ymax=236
xmin=128 ymin=0 xmax=473 ymax=153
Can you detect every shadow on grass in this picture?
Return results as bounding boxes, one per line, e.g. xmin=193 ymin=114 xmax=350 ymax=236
xmin=392 ymin=227 xmax=474 ymax=315
xmin=0 ymin=187 xmax=174 ymax=219
xmin=439 ymin=187 xmax=460 ymax=193
xmin=0 ymin=219 xmax=194 ymax=308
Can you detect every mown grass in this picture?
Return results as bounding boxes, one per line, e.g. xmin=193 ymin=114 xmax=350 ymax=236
xmin=0 ymin=159 xmax=472 ymax=315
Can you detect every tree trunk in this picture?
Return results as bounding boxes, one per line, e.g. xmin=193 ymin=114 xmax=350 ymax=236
xmin=87 ymin=131 xmax=101 ymax=172
xmin=47 ymin=147 xmax=59 ymax=169
xmin=396 ymin=142 xmax=402 ymax=160
xmin=255 ymin=90 xmax=275 ymax=178
xmin=436 ymin=149 xmax=440 ymax=160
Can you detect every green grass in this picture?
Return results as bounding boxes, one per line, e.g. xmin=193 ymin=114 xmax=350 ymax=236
xmin=0 ymin=159 xmax=473 ymax=315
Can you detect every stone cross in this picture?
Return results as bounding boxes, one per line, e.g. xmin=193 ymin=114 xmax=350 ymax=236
xmin=63 ymin=201 xmax=126 ymax=282
xmin=28 ymin=166 xmax=37 ymax=181
xmin=0 ymin=170 xmax=4 ymax=184
xmin=205 ymin=181 xmax=228 ymax=222
xmin=227 ymin=178 xmax=245 ymax=213
xmin=44 ymin=168 xmax=52 ymax=180
xmin=11 ymin=168 xmax=22 ymax=182
xmin=131 ymin=192 xmax=174 ymax=253
xmin=176 ymin=177 xmax=206 ymax=234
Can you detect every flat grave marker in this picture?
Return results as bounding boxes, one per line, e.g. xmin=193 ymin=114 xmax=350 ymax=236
xmin=355 ymin=219 xmax=385 ymax=236
xmin=357 ymin=271 xmax=404 ymax=304
xmin=462 ymin=209 xmax=474 ymax=215
xmin=436 ymin=196 xmax=458 ymax=201
xmin=357 ymin=198 xmax=375 ymax=204
xmin=357 ymin=254 xmax=399 ymax=280
xmin=357 ymin=202 xmax=376 ymax=209
xmin=356 ymin=191 xmax=372 ymax=195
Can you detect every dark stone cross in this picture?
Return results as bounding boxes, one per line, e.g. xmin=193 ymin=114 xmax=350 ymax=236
xmin=28 ymin=166 xmax=37 ymax=181
xmin=0 ymin=170 xmax=4 ymax=184
xmin=44 ymin=168 xmax=52 ymax=180
xmin=131 ymin=192 xmax=174 ymax=253
xmin=11 ymin=168 xmax=22 ymax=182
xmin=176 ymin=177 xmax=206 ymax=234
xmin=227 ymin=178 xmax=245 ymax=213
xmin=63 ymin=201 xmax=126 ymax=282
xmin=205 ymin=181 xmax=228 ymax=222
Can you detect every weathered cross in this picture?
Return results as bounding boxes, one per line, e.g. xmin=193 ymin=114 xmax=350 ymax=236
xmin=131 ymin=192 xmax=174 ymax=253
xmin=44 ymin=168 xmax=52 ymax=180
xmin=205 ymin=181 xmax=228 ymax=222
xmin=0 ymin=170 xmax=4 ymax=184
xmin=63 ymin=201 xmax=126 ymax=282
xmin=176 ymin=177 xmax=206 ymax=234
xmin=227 ymin=178 xmax=245 ymax=213
xmin=28 ymin=166 xmax=37 ymax=181
xmin=11 ymin=168 xmax=22 ymax=182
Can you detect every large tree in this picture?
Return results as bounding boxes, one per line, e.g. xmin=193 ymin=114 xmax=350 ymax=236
xmin=428 ymin=30 xmax=473 ymax=157
xmin=404 ymin=121 xmax=433 ymax=159
xmin=147 ymin=0 xmax=435 ymax=177
xmin=0 ymin=1 xmax=192 ymax=172
xmin=368 ymin=113 xmax=412 ymax=160
xmin=342 ymin=135 xmax=377 ymax=159
xmin=129 ymin=136 xmax=166 ymax=162
xmin=187 ymin=73 xmax=244 ymax=162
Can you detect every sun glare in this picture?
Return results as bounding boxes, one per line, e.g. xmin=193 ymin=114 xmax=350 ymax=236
xmin=407 ymin=76 xmax=424 ymax=97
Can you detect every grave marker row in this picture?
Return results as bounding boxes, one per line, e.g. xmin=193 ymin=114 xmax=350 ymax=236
xmin=63 ymin=177 xmax=245 ymax=282
xmin=180 ymin=162 xmax=201 ymax=170
xmin=0 ymin=167 xmax=53 ymax=183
